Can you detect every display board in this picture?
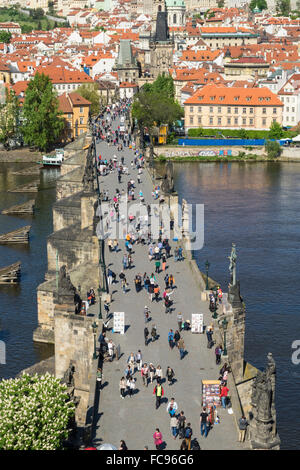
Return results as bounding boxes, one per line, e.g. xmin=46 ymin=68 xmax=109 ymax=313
xmin=202 ymin=380 xmax=221 ymax=408
xmin=191 ymin=313 xmax=203 ymax=333
xmin=113 ymin=312 xmax=125 ymax=334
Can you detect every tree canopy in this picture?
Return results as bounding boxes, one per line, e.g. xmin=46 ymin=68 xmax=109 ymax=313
xmin=0 ymin=373 xmax=75 ymax=450
xmin=132 ymin=74 xmax=183 ymax=134
xmin=0 ymin=31 xmax=12 ymax=43
xmin=22 ymin=72 xmax=64 ymax=152
xmin=265 ymin=140 xmax=282 ymax=159
xmin=269 ymin=121 xmax=284 ymax=139
xmin=0 ymin=88 xmax=19 ymax=146
xmin=276 ymin=0 xmax=291 ymax=15
xmin=249 ymin=0 xmax=268 ymax=10
xmin=77 ymin=83 xmax=99 ymax=116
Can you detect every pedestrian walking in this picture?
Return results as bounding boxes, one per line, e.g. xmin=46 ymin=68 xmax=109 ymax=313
xmin=119 ymin=377 xmax=126 ymax=399
xmin=127 ymin=377 xmax=136 ymax=397
xmin=149 ymin=283 xmax=154 ymax=302
xmin=144 ymin=305 xmax=150 ymax=323
xmin=177 ymin=411 xmax=186 ymax=439
xmin=119 ymin=440 xmax=128 ymax=450
xmin=144 ymin=326 xmax=149 ymax=346
xmin=127 ymin=352 xmax=136 ymax=375
xmin=170 ymin=415 xmax=178 ymax=440
xmin=149 ymin=363 xmax=156 ymax=384
xmin=166 ymin=366 xmax=175 ymax=386
xmin=162 ymin=253 xmax=166 ymax=271
xmin=153 ymin=383 xmax=164 ymax=409
xmin=168 ymin=329 xmax=174 ymax=349
xmin=156 ymin=365 xmax=163 ymax=383
xmin=166 ymin=398 xmax=178 ymax=417
xmin=206 ymin=326 xmax=214 ymax=348
xmin=177 ymin=337 xmax=185 ymax=360
xmin=238 ymin=416 xmax=248 ymax=442
xmin=155 ymin=259 xmax=161 ymax=273
xmin=174 ymin=330 xmax=180 ymax=347
xmin=184 ymin=423 xmax=193 ymax=450
xmin=220 ymin=384 xmax=229 ymax=409
xmin=108 ymin=340 xmax=115 ymax=362
xmin=136 ymin=350 xmax=143 ymax=371
xmin=200 ymin=407 xmax=209 ymax=438
xmin=177 ymin=312 xmax=183 ymax=332
xmin=215 ymin=344 xmax=222 ymax=365
xmin=168 ymin=274 xmax=175 ymax=288
xmin=141 ymin=363 xmax=149 ymax=387
xmin=154 ymin=284 xmax=160 ymax=302
xmin=151 ymin=324 xmax=157 ymax=342
xmin=104 ymin=300 xmax=110 ymax=317
xmin=153 ymin=428 xmax=163 ymax=450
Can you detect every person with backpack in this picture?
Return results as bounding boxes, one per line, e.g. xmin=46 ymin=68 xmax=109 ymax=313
xmin=185 ymin=423 xmax=193 ymax=450
xmin=153 ymin=382 xmax=164 ymax=409
xmin=215 ymin=344 xmax=222 ymax=365
xmin=166 ymin=366 xmax=175 ymax=386
xmin=166 ymin=398 xmax=178 ymax=417
xmin=177 ymin=411 xmax=186 ymax=439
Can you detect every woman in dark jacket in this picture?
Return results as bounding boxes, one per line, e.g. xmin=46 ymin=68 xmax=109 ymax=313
xmin=166 ymin=366 xmax=175 ymax=386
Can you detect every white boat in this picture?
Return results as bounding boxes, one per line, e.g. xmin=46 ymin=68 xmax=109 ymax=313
xmin=42 ymin=149 xmax=64 ymax=167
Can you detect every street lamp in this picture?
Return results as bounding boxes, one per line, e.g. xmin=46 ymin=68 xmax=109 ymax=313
xmin=92 ymin=321 xmax=98 ymax=360
xmin=205 ymin=260 xmax=210 ymax=291
xmin=98 ymin=286 xmax=102 ymax=320
xmin=222 ymin=317 xmax=228 ymax=356
xmin=212 ymin=286 xmax=218 ymax=319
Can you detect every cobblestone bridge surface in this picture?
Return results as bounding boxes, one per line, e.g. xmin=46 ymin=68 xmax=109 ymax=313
xmin=90 ymin=117 xmax=244 ymax=450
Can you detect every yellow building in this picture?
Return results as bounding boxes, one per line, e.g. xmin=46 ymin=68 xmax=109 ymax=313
xmin=224 ymin=57 xmax=270 ymax=80
xmin=184 ymin=85 xmax=283 ymax=131
xmin=58 ymin=92 xmax=91 ymax=141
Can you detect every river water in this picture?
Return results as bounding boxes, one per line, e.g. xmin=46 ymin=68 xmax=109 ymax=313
xmin=171 ymin=161 xmax=300 ymax=450
xmin=0 ymin=162 xmax=56 ymax=379
xmin=0 ymin=160 xmax=298 ymax=449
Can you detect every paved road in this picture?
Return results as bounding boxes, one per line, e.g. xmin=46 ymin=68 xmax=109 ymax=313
xmin=91 ymin=115 xmax=245 ymax=450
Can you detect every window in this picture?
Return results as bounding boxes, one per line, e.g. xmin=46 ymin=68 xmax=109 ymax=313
xmin=198 ymin=116 xmax=202 ymax=124
xmin=80 ymin=107 xmax=83 ymax=113
xmin=218 ymin=107 xmax=221 ymax=113
xmin=273 ymin=108 xmax=277 ymax=114
xmin=234 ymin=107 xmax=238 ymax=114
xmin=227 ymin=107 xmax=231 ymax=114
xmin=210 ymin=106 xmax=213 ymax=113
xmin=243 ymin=108 xmax=246 ymax=114
xmin=80 ymin=117 xmax=84 ymax=125
xmin=234 ymin=117 xmax=238 ymax=125
xmin=198 ymin=106 xmax=202 ymax=113
xmin=262 ymin=118 xmax=266 ymax=125
xmin=209 ymin=117 xmax=213 ymax=125
xmin=250 ymin=108 xmax=254 ymax=114
xmin=243 ymin=118 xmax=246 ymax=125
xmin=292 ymin=107 xmax=295 ymax=113
xmin=190 ymin=116 xmax=194 ymax=124
xmin=234 ymin=96 xmax=239 ymax=101
xmin=227 ymin=117 xmax=231 ymax=125
xmin=190 ymin=106 xmax=194 ymax=113
xmin=262 ymin=108 xmax=266 ymax=114
xmin=287 ymin=116 xmax=289 ymax=122
xmin=218 ymin=117 xmax=221 ymax=125
xmin=249 ymin=118 xmax=253 ymax=125
xmin=286 ymin=107 xmax=289 ymax=112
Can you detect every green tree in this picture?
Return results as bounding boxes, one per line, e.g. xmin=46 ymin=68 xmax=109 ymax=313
xmin=250 ymin=0 xmax=268 ymax=10
xmin=0 ymin=89 xmax=19 ymax=147
xmin=276 ymin=0 xmax=291 ymax=15
xmin=77 ymin=83 xmax=100 ymax=116
xmin=269 ymin=121 xmax=284 ymax=139
xmin=143 ymin=73 xmax=175 ymax=100
xmin=0 ymin=31 xmax=12 ymax=43
xmin=22 ymin=72 xmax=64 ymax=151
xmin=217 ymin=0 xmax=225 ymax=7
xmin=265 ymin=140 xmax=282 ymax=158
xmin=0 ymin=373 xmax=75 ymax=450
xmin=238 ymin=128 xmax=247 ymax=139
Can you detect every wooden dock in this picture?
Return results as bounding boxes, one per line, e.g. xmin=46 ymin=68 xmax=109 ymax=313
xmin=0 ymin=225 xmax=31 ymax=244
xmin=2 ymin=199 xmax=35 ymax=215
xmin=0 ymin=261 xmax=21 ymax=284
xmin=9 ymin=181 xmax=39 ymax=193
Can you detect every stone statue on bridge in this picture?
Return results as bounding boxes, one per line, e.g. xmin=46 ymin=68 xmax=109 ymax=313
xmin=228 ymin=242 xmax=237 ymax=287
xmin=161 ymin=159 xmax=174 ymax=194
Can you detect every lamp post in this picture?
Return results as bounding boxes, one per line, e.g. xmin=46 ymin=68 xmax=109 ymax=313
xmin=222 ymin=317 xmax=228 ymax=356
xmin=92 ymin=321 xmax=98 ymax=360
xmin=212 ymin=286 xmax=218 ymax=319
xmin=98 ymin=286 xmax=102 ymax=320
xmin=205 ymin=260 xmax=210 ymax=291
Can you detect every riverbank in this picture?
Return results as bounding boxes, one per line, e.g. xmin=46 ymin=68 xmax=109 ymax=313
xmin=0 ymin=148 xmax=42 ymax=163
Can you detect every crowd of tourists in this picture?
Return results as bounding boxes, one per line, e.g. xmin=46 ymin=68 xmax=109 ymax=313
xmin=88 ymin=100 xmax=247 ymax=451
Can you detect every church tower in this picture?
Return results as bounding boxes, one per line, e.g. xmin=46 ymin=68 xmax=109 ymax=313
xmin=151 ymin=0 xmax=166 ymax=33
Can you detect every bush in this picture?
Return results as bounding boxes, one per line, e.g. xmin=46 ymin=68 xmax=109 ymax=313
xmin=265 ymin=140 xmax=282 ymax=159
xmin=0 ymin=373 xmax=75 ymax=450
